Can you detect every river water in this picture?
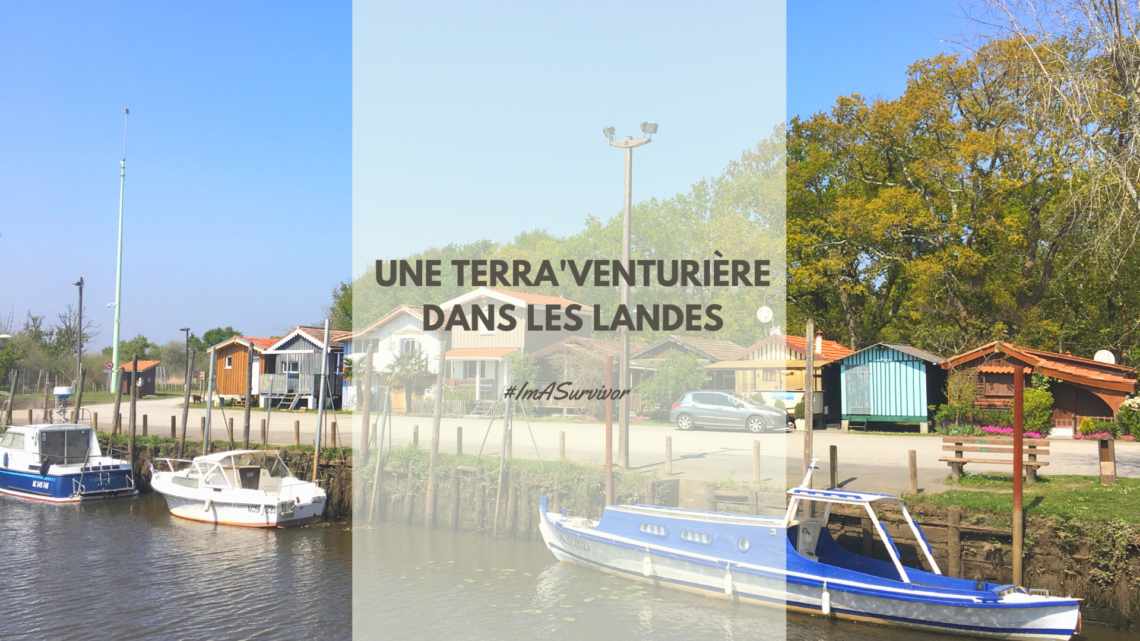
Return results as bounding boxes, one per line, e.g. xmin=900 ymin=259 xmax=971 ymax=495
xmin=1 ymin=493 xmax=1127 ymax=641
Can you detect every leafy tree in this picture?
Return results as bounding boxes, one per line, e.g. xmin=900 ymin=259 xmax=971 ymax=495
xmin=1023 ymin=387 xmax=1054 ymax=436
xmin=384 ymin=350 xmax=429 ymax=413
xmin=635 ymin=352 xmax=709 ymax=409
xmin=189 ymin=327 xmax=242 ymax=353
xmin=103 ymin=334 xmax=160 ymax=363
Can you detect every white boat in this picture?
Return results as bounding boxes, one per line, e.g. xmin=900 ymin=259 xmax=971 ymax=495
xmin=149 ymin=450 xmax=326 ymax=528
xmin=538 ymin=461 xmax=1080 ymax=640
xmin=0 ymin=423 xmax=136 ymax=502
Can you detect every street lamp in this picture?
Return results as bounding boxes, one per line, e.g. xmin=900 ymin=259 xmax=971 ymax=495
xmin=73 ymin=278 xmax=84 ymax=385
xmin=110 ymin=108 xmax=129 ymax=394
xmin=605 ymin=123 xmax=657 ymax=469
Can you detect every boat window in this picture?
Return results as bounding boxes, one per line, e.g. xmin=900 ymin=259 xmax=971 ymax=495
xmin=40 ymin=431 xmax=66 ymax=462
xmin=0 ymin=432 xmax=24 ymax=449
xmin=173 ymin=477 xmax=199 ymax=489
xmin=65 ymin=430 xmax=90 ymax=464
xmin=639 ymin=523 xmax=668 ymax=537
xmin=680 ymin=530 xmax=712 ymax=545
xmin=738 ymin=537 xmax=751 ymax=553
xmin=232 ymin=453 xmax=293 ymax=478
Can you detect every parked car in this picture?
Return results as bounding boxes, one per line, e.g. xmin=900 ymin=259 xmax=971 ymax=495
xmin=669 ymin=391 xmax=794 ymax=433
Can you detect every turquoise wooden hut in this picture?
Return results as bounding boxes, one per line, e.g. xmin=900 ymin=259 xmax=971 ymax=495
xmin=836 ymin=343 xmax=946 ymax=432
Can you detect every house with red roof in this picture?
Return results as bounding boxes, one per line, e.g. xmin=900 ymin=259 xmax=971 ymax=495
xmin=209 ymin=335 xmax=278 ymax=402
xmin=339 ymin=304 xmax=438 ymax=411
xmin=707 ymin=331 xmax=855 ymax=425
xmin=942 ymin=342 xmax=1138 ymax=430
xmin=439 ymin=287 xmax=593 ymax=402
xmin=116 ymin=360 xmax=161 ymax=398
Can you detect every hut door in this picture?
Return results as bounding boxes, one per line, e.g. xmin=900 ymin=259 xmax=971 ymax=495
xmin=846 ymin=364 xmax=872 ymax=415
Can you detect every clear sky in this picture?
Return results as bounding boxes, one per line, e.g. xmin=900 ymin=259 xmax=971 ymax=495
xmin=1 ymin=1 xmax=968 ymax=349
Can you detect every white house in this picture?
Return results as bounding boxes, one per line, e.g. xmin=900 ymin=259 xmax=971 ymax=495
xmin=340 ymin=305 xmax=442 ymax=410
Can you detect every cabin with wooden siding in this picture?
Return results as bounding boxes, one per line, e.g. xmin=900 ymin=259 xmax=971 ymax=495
xmin=260 ymin=326 xmax=351 ymax=410
xmin=942 ymin=342 xmax=1138 ymax=431
xmin=210 ymin=336 xmax=276 ymax=401
xmin=441 ymin=287 xmax=593 ymax=402
xmin=116 ymin=360 xmax=160 ymax=397
xmin=835 ymin=343 xmax=946 ymax=432
xmin=630 ymin=336 xmax=744 ymax=392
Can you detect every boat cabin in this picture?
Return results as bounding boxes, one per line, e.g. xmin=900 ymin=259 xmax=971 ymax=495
xmin=0 ymin=424 xmax=102 ymax=472
xmin=157 ymin=450 xmax=297 ymax=495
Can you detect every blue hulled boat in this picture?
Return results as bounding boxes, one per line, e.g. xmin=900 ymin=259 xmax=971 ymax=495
xmin=0 ymin=423 xmax=136 ymax=502
xmin=538 ymin=463 xmax=1080 ymax=640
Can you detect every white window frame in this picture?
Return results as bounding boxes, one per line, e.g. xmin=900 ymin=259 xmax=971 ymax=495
xmin=225 ymin=356 xmax=233 ymax=369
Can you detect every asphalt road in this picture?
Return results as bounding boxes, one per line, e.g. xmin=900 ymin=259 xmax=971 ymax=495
xmin=53 ymin=397 xmax=1140 ymax=494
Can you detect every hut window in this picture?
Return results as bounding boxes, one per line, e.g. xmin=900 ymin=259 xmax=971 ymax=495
xmin=762 ymin=369 xmax=779 ymax=382
xmin=225 ymin=356 xmax=233 ymax=369
xmin=283 ymin=361 xmax=300 ymax=374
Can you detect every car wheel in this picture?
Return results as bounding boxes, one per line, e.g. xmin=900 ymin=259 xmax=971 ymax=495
xmin=747 ymin=415 xmax=766 ymax=433
xmin=677 ymin=414 xmax=695 ymax=431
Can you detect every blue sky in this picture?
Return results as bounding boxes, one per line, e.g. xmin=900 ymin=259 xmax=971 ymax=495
xmin=1 ymin=1 xmax=967 ymax=348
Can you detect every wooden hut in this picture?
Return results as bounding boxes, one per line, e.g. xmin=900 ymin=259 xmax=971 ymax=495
xmin=210 ymin=336 xmax=276 ymax=402
xmin=116 ymin=360 xmax=160 ymax=398
xmin=835 ymin=343 xmax=946 ymax=433
xmin=260 ymin=326 xmax=351 ymax=410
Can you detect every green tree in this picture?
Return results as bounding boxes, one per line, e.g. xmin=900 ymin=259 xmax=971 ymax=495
xmin=187 ymin=327 xmax=242 ymax=353
xmin=635 ymin=352 xmax=709 ymax=409
xmin=384 ymin=350 xmax=429 ymax=413
xmin=103 ymin=334 xmax=159 ymax=363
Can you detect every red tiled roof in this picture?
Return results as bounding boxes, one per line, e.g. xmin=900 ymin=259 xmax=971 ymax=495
xmin=117 ymin=360 xmax=161 ymax=372
xmin=945 ymin=342 xmax=1137 ymax=393
xmin=241 ymin=337 xmax=276 ymax=350
xmin=728 ymin=334 xmax=853 ymax=362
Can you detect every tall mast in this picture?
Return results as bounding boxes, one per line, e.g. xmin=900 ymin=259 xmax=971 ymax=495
xmin=110 ymin=109 xmax=128 ymax=391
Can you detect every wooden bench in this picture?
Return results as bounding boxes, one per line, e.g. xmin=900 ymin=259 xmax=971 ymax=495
xmin=940 ymin=436 xmax=1050 ymax=485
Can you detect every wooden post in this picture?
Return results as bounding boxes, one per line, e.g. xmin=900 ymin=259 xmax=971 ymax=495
xmin=242 ymin=343 xmax=253 ymax=449
xmin=4 ymin=370 xmax=16 ymax=425
xmin=170 ymin=415 xmax=176 ymax=439
xmin=665 ymin=436 xmax=672 ymax=477
xmin=127 ymin=356 xmax=138 ymax=465
xmin=359 ymin=343 xmax=375 ymax=459
xmin=1099 ymin=438 xmax=1117 ymax=485
xmin=43 ymin=377 xmax=50 ymax=417
xmin=520 ymin=470 xmax=532 ymax=541
xmin=200 ymin=417 xmax=206 ymax=447
xmin=947 ymin=505 xmax=962 ymax=579
xmin=142 ymin=414 xmax=148 ymax=437
xmin=605 ymin=354 xmax=614 ymax=506
xmin=643 ymin=477 xmax=655 ymax=505
xmin=413 ymin=424 xmax=419 ymax=447
xmin=506 ymin=468 xmax=518 ymax=539
xmin=332 ymin=421 xmax=338 ymax=448
xmin=830 ymin=444 xmax=838 ymax=489
xmin=456 ymin=425 xmax=463 ymax=456
xmin=28 ymin=409 xmax=33 ymax=426
xmin=753 ymin=440 xmax=761 ymax=484
xmin=261 ymin=419 xmax=267 ymax=448
xmin=474 ymin=466 xmax=485 ymax=534
xmin=1027 ymin=444 xmax=1038 ymax=485
xmin=93 ymin=412 xmax=98 ymax=431
xmin=110 ymin=369 xmax=124 ymax=435
xmin=908 ymin=450 xmax=918 ymax=495
xmin=449 ymin=465 xmax=460 ymax=532
xmin=862 ymin=515 xmax=874 ymax=557
xmin=424 ymin=333 xmax=448 ymax=530
xmin=505 ymin=425 xmax=512 ymax=460
xmin=402 ymin=463 xmax=414 ymax=526
xmin=294 ymin=420 xmax=300 ymax=446
xmin=803 ymin=320 xmax=814 ymax=479
xmin=226 ymin=417 xmax=235 ymax=449
xmin=180 ymin=348 xmax=195 ymax=458
xmin=1012 ymin=366 xmax=1025 ymax=586
xmin=559 ymin=431 xmax=565 ymax=461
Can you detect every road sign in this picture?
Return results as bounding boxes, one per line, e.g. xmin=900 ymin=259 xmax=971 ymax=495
xmin=103 ymin=360 xmax=114 ymax=373
xmin=199 ymin=371 xmax=205 ymax=380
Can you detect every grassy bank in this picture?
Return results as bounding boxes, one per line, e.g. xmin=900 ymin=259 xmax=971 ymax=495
xmin=908 ymin=474 xmax=1140 ymax=524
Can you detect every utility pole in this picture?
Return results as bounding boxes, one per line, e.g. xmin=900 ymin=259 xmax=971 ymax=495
xmin=803 ymin=319 xmax=814 ymax=480
xmin=73 ymin=277 xmax=84 ymax=386
xmin=110 ymin=109 xmax=128 ymax=394
xmin=605 ymin=122 xmax=656 ymax=469
xmin=1012 ymin=365 xmax=1025 ymax=586
xmin=179 ymin=327 xmax=192 ymax=457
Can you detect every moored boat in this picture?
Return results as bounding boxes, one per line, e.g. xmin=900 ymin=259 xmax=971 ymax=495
xmin=538 ymin=463 xmax=1080 ymax=640
xmin=0 ymin=423 xmax=136 ymax=502
xmin=149 ymin=450 xmax=326 ymax=527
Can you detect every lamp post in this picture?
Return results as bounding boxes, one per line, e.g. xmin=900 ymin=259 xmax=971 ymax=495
xmin=110 ymin=109 xmax=128 ymax=394
xmin=605 ymin=122 xmax=657 ymax=469
xmin=73 ymin=278 xmax=84 ymax=386
xmin=179 ymin=327 xmax=192 ymax=456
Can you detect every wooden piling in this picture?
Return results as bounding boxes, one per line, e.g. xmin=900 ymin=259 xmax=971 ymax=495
xmin=200 ymin=417 xmax=206 ymax=449
xmin=227 ymin=417 xmax=235 ymax=450
xmin=752 ymin=440 xmax=761 ymax=484
xmin=261 ymin=419 xmax=267 ymax=448
xmin=110 ymin=374 xmax=123 ymax=436
xmin=294 ymin=420 xmax=300 ymax=446
xmin=474 ymin=466 xmax=486 ymax=534
xmin=127 ymin=356 xmax=138 ymax=465
xmin=830 ymin=444 xmax=838 ymax=489
xmin=520 ymin=470 xmax=531 ymax=541
xmin=449 ymin=465 xmax=460 ymax=532
xmin=242 ymin=343 xmax=253 ymax=449
xmin=947 ymin=505 xmax=962 ymax=579
xmin=643 ymin=478 xmax=656 ymax=506
xmin=559 ymin=431 xmax=565 ymax=461
xmin=332 ymin=421 xmax=338 ymax=448
xmin=665 ymin=436 xmax=672 ymax=477
xmin=28 ymin=409 xmax=33 ymax=426
xmin=505 ymin=425 xmax=512 ymax=460
xmin=506 ymin=468 xmax=518 ymax=539
xmin=456 ymin=425 xmax=463 ymax=456
xmin=908 ymin=450 xmax=918 ymax=495
xmin=142 ymin=414 xmax=148 ymax=437
xmin=413 ymin=424 xmax=419 ymax=447
xmin=93 ymin=412 xmax=98 ymax=431
xmin=402 ymin=463 xmax=415 ymax=526
xmin=170 ymin=415 xmax=176 ymax=439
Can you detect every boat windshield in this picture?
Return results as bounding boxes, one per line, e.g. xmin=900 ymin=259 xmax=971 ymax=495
xmin=230 ymin=452 xmax=294 ymax=479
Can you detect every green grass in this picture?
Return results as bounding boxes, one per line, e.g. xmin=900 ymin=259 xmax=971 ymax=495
xmin=908 ymin=474 xmax=1140 ymax=523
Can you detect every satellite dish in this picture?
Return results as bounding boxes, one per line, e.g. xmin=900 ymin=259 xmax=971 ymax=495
xmin=756 ymin=306 xmax=773 ymax=323
xmin=769 ymin=326 xmax=782 ymax=336
xmin=1093 ymin=349 xmax=1116 ymax=364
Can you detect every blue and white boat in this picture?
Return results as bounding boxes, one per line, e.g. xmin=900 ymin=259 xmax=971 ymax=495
xmin=0 ymin=423 xmax=136 ymax=502
xmin=538 ymin=462 xmax=1080 ymax=640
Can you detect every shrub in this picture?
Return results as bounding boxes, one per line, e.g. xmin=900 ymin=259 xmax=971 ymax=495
xmin=1118 ymin=396 xmax=1140 ymax=438
xmin=751 ymin=393 xmax=768 ymax=406
xmin=794 ymin=400 xmax=805 ymax=420
xmin=1078 ymin=417 xmax=1098 ymax=436
xmin=774 ymin=399 xmax=786 ymax=411
xmin=1022 ymin=387 xmax=1054 ymax=436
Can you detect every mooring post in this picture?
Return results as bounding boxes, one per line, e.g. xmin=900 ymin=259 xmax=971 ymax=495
xmin=127 ymin=355 xmax=138 ymax=465
xmin=520 ymin=470 xmax=532 ymax=541
xmin=93 ymin=412 xmax=98 ymax=431
xmin=1099 ymin=438 xmax=1117 ymax=485
xmin=457 ymin=425 xmax=463 ymax=456
xmin=908 ymin=450 xmax=918 ymax=495
xmin=753 ymin=440 xmax=761 ymax=484
xmin=449 ymin=465 xmax=460 ymax=532
xmin=947 ymin=505 xmax=962 ymax=579
xmin=294 ymin=420 xmax=300 ymax=446
xmin=142 ymin=414 xmax=148 ymax=437
xmin=170 ymin=415 xmax=176 ymax=439
xmin=402 ymin=463 xmax=414 ymax=526
xmin=261 ymin=419 xmax=267 ymax=448
xmin=413 ymin=424 xmax=419 ymax=447
xmin=830 ymin=444 xmax=838 ymax=489
xmin=200 ymin=416 xmax=206 ymax=447
xmin=227 ymin=417 xmax=235 ymax=450
xmin=332 ymin=421 xmax=338 ymax=448
xmin=506 ymin=468 xmax=518 ymax=539
xmin=1013 ymin=368 xmax=1026 ymax=587
xmin=665 ymin=436 xmax=672 ymax=477
xmin=474 ymin=466 xmax=486 ymax=534
xmin=559 ymin=431 xmax=565 ymax=461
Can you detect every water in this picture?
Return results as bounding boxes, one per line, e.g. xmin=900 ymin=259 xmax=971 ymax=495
xmin=0 ymin=493 xmax=352 ymax=641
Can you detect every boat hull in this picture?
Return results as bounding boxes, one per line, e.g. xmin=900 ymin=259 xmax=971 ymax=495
xmin=0 ymin=467 xmax=137 ymax=503
xmin=538 ymin=511 xmax=1078 ymax=641
xmin=155 ymin=488 xmax=325 ymax=528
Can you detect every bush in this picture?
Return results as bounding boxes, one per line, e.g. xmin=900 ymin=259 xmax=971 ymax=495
xmin=1118 ymin=396 xmax=1140 ymax=438
xmin=751 ymin=393 xmax=768 ymax=406
xmin=934 ymin=404 xmax=1013 ymax=429
xmin=1078 ymin=417 xmax=1098 ymax=436
xmin=774 ymin=399 xmax=786 ymax=411
xmin=794 ymin=400 xmax=805 ymax=420
xmin=1022 ymin=387 xmax=1054 ymax=436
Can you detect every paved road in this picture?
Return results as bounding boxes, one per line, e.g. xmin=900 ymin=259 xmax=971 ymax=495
xmin=30 ymin=398 xmax=1140 ymax=494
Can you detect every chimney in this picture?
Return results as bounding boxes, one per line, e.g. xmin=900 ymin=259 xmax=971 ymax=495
xmin=815 ymin=330 xmax=823 ymax=355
